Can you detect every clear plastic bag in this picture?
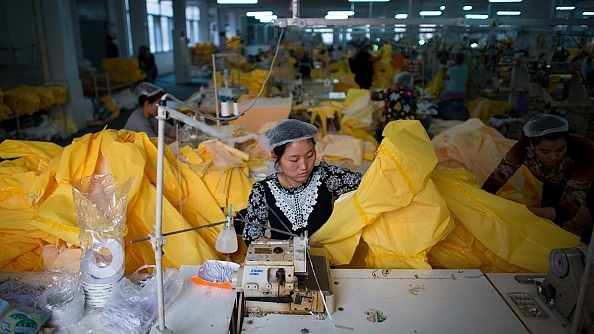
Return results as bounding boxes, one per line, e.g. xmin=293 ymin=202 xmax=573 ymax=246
xmin=100 ymin=268 xmax=185 ymax=334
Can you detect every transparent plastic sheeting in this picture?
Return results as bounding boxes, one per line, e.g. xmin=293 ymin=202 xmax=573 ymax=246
xmin=101 ymin=268 xmax=184 ymax=334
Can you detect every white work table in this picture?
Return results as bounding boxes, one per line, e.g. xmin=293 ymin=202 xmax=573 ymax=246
xmin=240 ymin=269 xmax=529 ymax=334
xmin=148 ymin=265 xmax=236 ymax=334
xmin=486 ymin=273 xmax=569 ymax=334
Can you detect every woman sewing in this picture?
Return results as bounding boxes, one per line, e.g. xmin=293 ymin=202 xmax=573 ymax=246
xmin=482 ymin=113 xmax=594 ymax=243
xmin=242 ymin=119 xmax=363 ymax=244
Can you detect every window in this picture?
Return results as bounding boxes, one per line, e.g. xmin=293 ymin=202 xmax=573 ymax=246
xmin=147 ymin=0 xmax=173 ymax=52
xmin=186 ymin=6 xmax=200 ymax=45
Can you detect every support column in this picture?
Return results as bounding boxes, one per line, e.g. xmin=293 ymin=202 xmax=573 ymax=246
xmin=128 ymin=0 xmax=149 ymax=58
xmin=37 ymin=0 xmax=86 ymax=133
xmin=407 ymin=0 xmax=420 ymax=46
xmin=196 ymin=1 xmax=210 ymax=43
xmin=173 ymin=0 xmax=190 ymax=83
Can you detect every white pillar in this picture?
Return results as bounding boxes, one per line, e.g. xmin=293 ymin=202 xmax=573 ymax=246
xmin=196 ymin=1 xmax=210 ymax=43
xmin=38 ymin=0 xmax=86 ymax=132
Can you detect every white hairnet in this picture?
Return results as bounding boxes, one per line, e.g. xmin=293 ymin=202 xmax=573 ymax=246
xmin=258 ymin=119 xmax=319 ymax=152
xmin=523 ymin=113 xmax=569 ymax=137
xmin=134 ymin=82 xmax=163 ymax=98
xmin=394 ymin=71 xmax=414 ymax=89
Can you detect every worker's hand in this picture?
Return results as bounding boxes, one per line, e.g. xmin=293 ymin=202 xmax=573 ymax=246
xmin=309 ymin=241 xmax=325 ymax=248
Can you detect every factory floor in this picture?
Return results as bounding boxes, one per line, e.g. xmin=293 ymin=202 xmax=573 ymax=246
xmin=51 ymin=73 xmax=209 ymax=147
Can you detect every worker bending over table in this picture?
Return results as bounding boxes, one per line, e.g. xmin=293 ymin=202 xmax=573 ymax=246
xmin=482 ymin=113 xmax=594 ymax=243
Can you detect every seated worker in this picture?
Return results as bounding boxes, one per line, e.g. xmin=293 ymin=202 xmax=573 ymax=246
xmin=482 ymin=113 xmax=594 ymax=243
xmin=370 ymin=71 xmax=418 ymax=141
xmin=242 ymin=119 xmax=363 ymax=244
xmin=437 ymin=52 xmax=469 ymax=121
xmin=124 ymin=82 xmax=177 ymax=144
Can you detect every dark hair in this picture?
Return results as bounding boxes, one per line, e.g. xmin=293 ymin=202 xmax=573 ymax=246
xmin=454 ymin=52 xmax=465 ymax=65
xmin=138 ymin=90 xmax=165 ymax=106
xmin=272 ymin=138 xmax=316 ymax=169
xmin=528 ymin=131 xmax=569 ymax=146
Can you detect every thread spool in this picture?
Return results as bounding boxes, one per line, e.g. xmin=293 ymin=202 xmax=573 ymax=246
xmin=221 ymin=101 xmax=230 ymax=117
xmin=233 ymin=102 xmax=240 ymax=116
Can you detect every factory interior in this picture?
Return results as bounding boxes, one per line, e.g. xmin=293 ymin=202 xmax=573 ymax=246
xmin=2 ymin=0 xmax=594 ymax=333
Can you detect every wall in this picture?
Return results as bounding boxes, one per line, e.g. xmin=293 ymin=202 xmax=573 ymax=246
xmin=0 ymin=0 xmax=37 ymax=67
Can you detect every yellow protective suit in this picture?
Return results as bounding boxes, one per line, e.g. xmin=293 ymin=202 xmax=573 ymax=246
xmin=312 ymin=120 xmax=454 ymax=269
xmin=0 ymin=129 xmax=252 ymax=273
xmin=428 ymin=168 xmax=579 ymax=273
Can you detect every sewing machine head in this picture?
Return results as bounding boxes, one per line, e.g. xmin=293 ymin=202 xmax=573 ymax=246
xmin=233 ymin=234 xmax=331 ymax=316
xmin=540 ymin=247 xmax=594 ymax=331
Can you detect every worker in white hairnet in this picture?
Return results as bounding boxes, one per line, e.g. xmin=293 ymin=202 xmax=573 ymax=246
xmin=482 ymin=113 xmax=594 ymax=243
xmin=124 ymin=82 xmax=177 ymax=143
xmin=370 ymin=71 xmax=418 ymax=141
xmin=241 ymin=119 xmax=363 ymax=245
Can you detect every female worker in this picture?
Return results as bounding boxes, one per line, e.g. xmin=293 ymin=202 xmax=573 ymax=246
xmin=370 ymin=71 xmax=418 ymax=141
xmin=242 ymin=119 xmax=363 ymax=244
xmin=482 ymin=113 xmax=594 ymax=243
xmin=124 ymin=82 xmax=177 ymax=144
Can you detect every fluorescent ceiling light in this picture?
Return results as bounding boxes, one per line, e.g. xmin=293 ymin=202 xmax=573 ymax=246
xmin=325 ymin=14 xmax=349 ymax=19
xmin=246 ymin=11 xmax=272 ymax=16
xmin=419 ymin=24 xmax=437 ymax=27
xmin=466 ymin=14 xmax=489 ymax=19
xmin=584 ymin=11 xmax=594 ymax=16
xmin=419 ymin=11 xmax=442 ymax=16
xmin=394 ymin=24 xmax=407 ymax=27
xmin=463 ymin=6 xmax=473 ymax=11
xmin=218 ymin=0 xmax=257 ymax=4
xmin=258 ymin=15 xmax=277 ymax=22
xmin=497 ymin=11 xmax=521 ymax=15
xmin=556 ymin=6 xmax=575 ymax=10
xmin=394 ymin=28 xmax=406 ymax=33
xmin=328 ymin=10 xmax=354 ymax=16
xmin=440 ymin=5 xmax=446 ymax=10
xmin=395 ymin=13 xmax=408 ymax=19
xmin=488 ymin=0 xmax=521 ymax=2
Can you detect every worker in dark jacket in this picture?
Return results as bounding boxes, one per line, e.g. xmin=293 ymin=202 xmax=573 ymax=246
xmin=482 ymin=113 xmax=594 ymax=243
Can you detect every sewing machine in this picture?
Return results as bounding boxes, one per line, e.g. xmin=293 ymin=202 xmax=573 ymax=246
xmin=232 ymin=235 xmax=331 ymax=316
xmin=539 ymin=247 xmax=594 ymax=332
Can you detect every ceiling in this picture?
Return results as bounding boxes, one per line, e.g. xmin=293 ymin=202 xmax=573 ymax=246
xmin=203 ymin=0 xmax=594 ymax=20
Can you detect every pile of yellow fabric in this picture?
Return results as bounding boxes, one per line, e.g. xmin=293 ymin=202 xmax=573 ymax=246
xmin=101 ymin=58 xmax=146 ymax=84
xmin=0 ymin=118 xmax=581 ymax=275
xmin=312 ymin=120 xmax=580 ymax=273
xmin=0 ymin=130 xmax=251 ymax=273
xmin=0 ymin=85 xmax=68 ymax=121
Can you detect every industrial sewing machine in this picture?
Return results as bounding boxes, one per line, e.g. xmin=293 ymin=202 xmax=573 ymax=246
xmin=232 ymin=234 xmax=332 ymax=316
xmin=539 ymin=247 xmax=594 ymax=332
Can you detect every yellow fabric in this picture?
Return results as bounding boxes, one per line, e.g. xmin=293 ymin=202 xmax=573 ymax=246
xmin=424 ymin=69 xmax=444 ymax=96
xmin=339 ymin=88 xmax=380 ymax=147
xmin=312 ymin=120 xmax=454 ymax=269
xmin=431 ymin=119 xmax=542 ymax=202
xmin=428 ymin=168 xmax=580 ymax=273
xmin=467 ymin=97 xmax=509 ymax=123
xmin=0 ymin=129 xmax=259 ymax=272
